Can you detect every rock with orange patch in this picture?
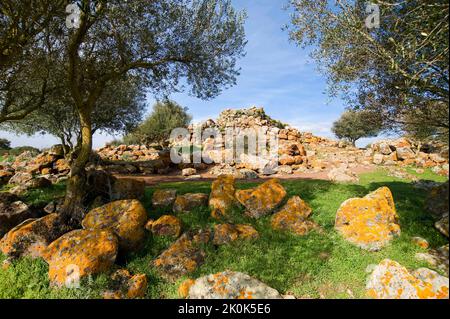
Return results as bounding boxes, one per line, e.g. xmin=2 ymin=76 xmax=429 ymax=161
xmin=154 ymin=229 xmax=211 ymax=278
xmin=186 ymin=271 xmax=282 ymax=299
xmin=213 ymin=224 xmax=259 ymax=245
xmin=43 ymin=229 xmax=118 ymax=287
xmin=209 ymin=175 xmax=236 ymax=220
xmin=0 ymin=213 xmax=63 ymax=259
xmin=103 ymin=269 xmax=148 ymax=299
xmin=146 ymin=215 xmax=182 ymax=238
xmin=54 ymin=159 xmax=71 ymax=173
xmin=235 ymin=179 xmax=287 ymax=219
xmin=152 ymin=189 xmax=177 ymax=208
xmin=82 ymin=199 xmax=148 ymax=253
xmin=366 ymin=259 xmax=449 ymax=299
xmin=335 ymin=187 xmax=400 ymax=251
xmin=271 ymin=196 xmax=318 ymax=236
xmin=179 ymin=279 xmax=196 ymax=298
xmin=173 ymin=193 xmax=208 ymax=213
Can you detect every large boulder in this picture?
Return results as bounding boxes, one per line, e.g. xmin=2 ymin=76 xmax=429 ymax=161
xmin=271 ymin=196 xmax=318 ymax=236
xmin=8 ymin=172 xmax=33 ymax=185
xmin=235 ymin=179 xmax=287 ymax=218
xmin=396 ymin=147 xmax=416 ymax=161
xmin=424 ymin=181 xmax=448 ymax=220
xmin=0 ymin=214 xmax=62 ymax=259
xmin=0 ymin=196 xmax=38 ymax=237
xmin=181 ymin=271 xmax=283 ymax=299
xmin=335 ymin=187 xmax=400 ymax=251
xmin=173 ymin=193 xmax=209 ymax=213
xmin=111 ymin=178 xmax=145 ymax=201
xmin=213 ymin=223 xmax=259 ymax=245
xmin=209 ymin=175 xmax=236 ymax=220
xmin=154 ymin=229 xmax=211 ymax=278
xmin=152 ymin=189 xmax=177 ymax=208
xmin=43 ymin=229 xmax=119 ymax=287
xmin=146 ymin=215 xmax=182 ymax=238
xmin=366 ymin=259 xmax=448 ymax=299
xmin=82 ymin=199 xmax=148 ymax=253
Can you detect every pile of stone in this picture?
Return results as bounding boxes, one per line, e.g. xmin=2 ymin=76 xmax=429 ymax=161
xmin=370 ymin=138 xmax=449 ymax=174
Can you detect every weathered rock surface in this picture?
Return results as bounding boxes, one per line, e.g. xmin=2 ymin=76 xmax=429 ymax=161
xmin=213 ymin=224 xmax=259 ymax=245
xmin=235 ymin=179 xmax=287 ymax=219
xmin=366 ymin=259 xmax=449 ymax=299
xmin=154 ymin=230 xmax=211 ymax=278
xmin=103 ymin=269 xmax=148 ymax=299
xmin=82 ymin=199 xmax=148 ymax=253
xmin=152 ymin=189 xmax=177 ymax=208
xmin=43 ymin=229 xmax=118 ymax=287
xmin=209 ymin=175 xmax=236 ymax=220
xmin=335 ymin=187 xmax=400 ymax=251
xmin=271 ymin=196 xmax=318 ymax=236
xmin=173 ymin=193 xmax=209 ymax=213
xmin=424 ymin=181 xmax=449 ymax=220
xmin=0 ymin=213 xmax=62 ymax=259
xmin=0 ymin=194 xmax=37 ymax=237
xmin=146 ymin=215 xmax=182 ymax=238
xmin=327 ymin=166 xmax=359 ymax=183
xmin=111 ymin=178 xmax=145 ymax=201
xmin=181 ymin=271 xmax=283 ymax=299
xmin=416 ymin=244 xmax=449 ymax=277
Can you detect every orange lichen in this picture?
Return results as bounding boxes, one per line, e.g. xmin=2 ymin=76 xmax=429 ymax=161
xmin=82 ymin=199 xmax=148 ymax=253
xmin=213 ymin=224 xmax=259 ymax=245
xmin=178 ymin=279 xmax=196 ymax=298
xmin=146 ymin=215 xmax=182 ymax=238
xmin=335 ymin=187 xmax=400 ymax=251
xmin=173 ymin=193 xmax=209 ymax=213
xmin=235 ymin=179 xmax=287 ymax=218
xmin=209 ymin=175 xmax=236 ymax=219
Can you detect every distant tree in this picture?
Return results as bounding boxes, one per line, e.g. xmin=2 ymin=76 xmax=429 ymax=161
xmin=332 ymin=110 xmax=382 ymax=146
xmin=288 ymin=1 xmax=449 ymax=137
xmin=125 ymin=100 xmax=192 ymax=146
xmin=0 ymin=138 xmax=11 ymax=150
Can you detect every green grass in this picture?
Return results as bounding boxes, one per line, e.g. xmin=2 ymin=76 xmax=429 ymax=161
xmin=0 ymin=168 xmax=447 ymax=299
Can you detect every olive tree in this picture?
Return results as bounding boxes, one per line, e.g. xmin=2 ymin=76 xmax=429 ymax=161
xmin=331 ymin=110 xmax=382 ymax=146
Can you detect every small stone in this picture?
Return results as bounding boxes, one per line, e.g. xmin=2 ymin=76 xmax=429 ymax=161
xmin=146 ymin=215 xmax=182 ymax=238
xmin=173 ymin=193 xmax=208 ymax=213
xmin=412 ymin=237 xmax=429 ymax=249
xmin=152 ymin=189 xmax=177 ymax=209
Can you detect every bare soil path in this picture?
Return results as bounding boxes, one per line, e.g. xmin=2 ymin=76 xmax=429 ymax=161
xmin=115 ymin=164 xmax=376 ymax=186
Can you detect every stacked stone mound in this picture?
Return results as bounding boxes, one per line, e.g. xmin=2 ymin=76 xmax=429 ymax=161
xmin=0 ymin=145 xmax=70 ymax=191
xmin=370 ymin=138 xmax=448 ymax=173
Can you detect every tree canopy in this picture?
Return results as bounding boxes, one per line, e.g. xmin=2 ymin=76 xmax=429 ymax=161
xmin=124 ymin=100 xmax=192 ymax=146
xmin=331 ymin=110 xmax=382 ymax=146
xmin=288 ymin=0 xmax=449 ymax=137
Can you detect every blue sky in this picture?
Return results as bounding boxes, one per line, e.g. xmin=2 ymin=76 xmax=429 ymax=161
xmin=1 ymin=0 xmax=382 ymax=149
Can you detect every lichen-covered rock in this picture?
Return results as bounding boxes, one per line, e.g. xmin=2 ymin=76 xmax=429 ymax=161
xmin=54 ymin=159 xmax=71 ymax=173
xmin=327 ymin=167 xmax=359 ymax=183
xmin=82 ymin=200 xmax=148 ymax=253
xmin=0 ymin=197 xmax=37 ymax=237
xmin=152 ymin=189 xmax=177 ymax=208
xmin=111 ymin=178 xmax=145 ymax=201
xmin=411 ymin=237 xmax=429 ymax=249
xmin=213 ymin=224 xmax=259 ymax=245
xmin=209 ymin=175 xmax=236 ymax=220
xmin=182 ymin=168 xmax=197 ymax=177
xmin=435 ymin=214 xmax=449 ymax=238
xmin=335 ymin=187 xmax=400 ymax=251
xmin=271 ymin=196 xmax=318 ymax=236
xmin=235 ymin=179 xmax=287 ymax=219
xmin=154 ymin=230 xmax=211 ymax=278
xmin=24 ymin=177 xmax=52 ymax=189
xmin=146 ymin=215 xmax=182 ymax=238
xmin=184 ymin=271 xmax=283 ymax=299
xmin=0 ymin=213 xmax=61 ymax=258
xmin=8 ymin=172 xmax=33 ymax=185
xmin=173 ymin=193 xmax=209 ymax=213
xmin=366 ymin=259 xmax=449 ymax=299
xmin=43 ymin=229 xmax=118 ymax=287
xmin=424 ymin=181 xmax=449 ymax=220
xmin=416 ymin=244 xmax=449 ymax=277
xmin=103 ymin=269 xmax=148 ymax=299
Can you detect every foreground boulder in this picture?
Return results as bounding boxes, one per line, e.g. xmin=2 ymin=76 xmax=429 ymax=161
xmin=271 ymin=196 xmax=318 ymax=236
xmin=111 ymin=178 xmax=145 ymax=201
xmin=43 ymin=229 xmax=119 ymax=287
xmin=152 ymin=189 xmax=177 ymax=208
xmin=173 ymin=193 xmax=209 ymax=213
xmin=0 ymin=194 xmax=37 ymax=237
xmin=82 ymin=200 xmax=148 ymax=253
xmin=180 ymin=271 xmax=282 ymax=299
xmin=146 ymin=215 xmax=182 ymax=238
xmin=235 ymin=179 xmax=287 ymax=218
xmin=209 ymin=175 xmax=236 ymax=220
xmin=0 ymin=214 xmax=62 ymax=259
xmin=103 ymin=269 xmax=148 ymax=299
xmin=154 ymin=229 xmax=211 ymax=278
xmin=213 ymin=224 xmax=259 ymax=245
xmin=366 ymin=259 xmax=449 ymax=299
xmin=335 ymin=187 xmax=400 ymax=251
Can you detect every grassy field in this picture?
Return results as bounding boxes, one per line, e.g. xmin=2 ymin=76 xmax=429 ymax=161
xmin=0 ymin=168 xmax=447 ymax=299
